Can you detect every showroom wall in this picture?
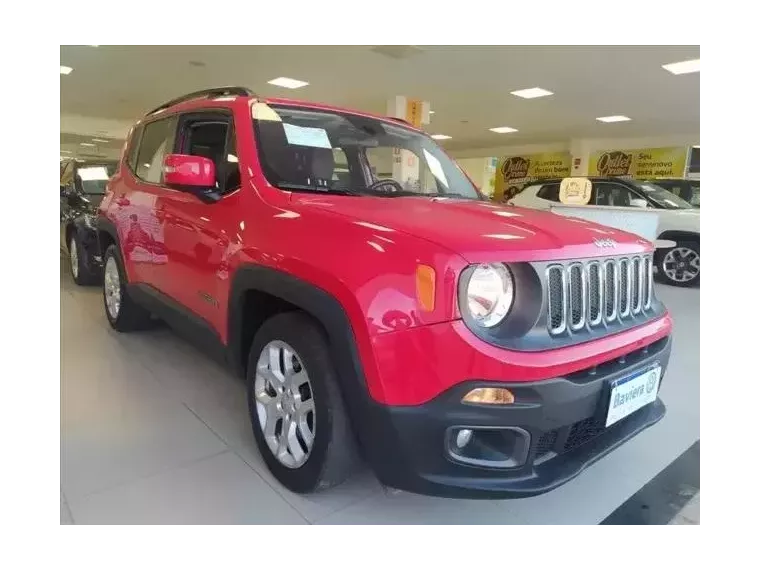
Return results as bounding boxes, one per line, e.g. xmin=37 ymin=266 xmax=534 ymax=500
xmin=451 ymin=133 xmax=699 ymax=198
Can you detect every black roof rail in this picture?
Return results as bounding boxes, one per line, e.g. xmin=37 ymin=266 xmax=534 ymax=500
xmin=387 ymin=116 xmax=413 ymax=126
xmin=146 ymin=86 xmax=256 ymax=116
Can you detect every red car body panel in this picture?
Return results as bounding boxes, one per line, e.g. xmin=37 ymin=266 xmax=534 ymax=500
xmin=102 ymin=94 xmax=671 ymax=407
xmin=369 ymin=314 xmax=672 ymax=405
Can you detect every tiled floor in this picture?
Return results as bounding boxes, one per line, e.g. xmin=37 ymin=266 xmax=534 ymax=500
xmin=60 ymin=261 xmax=700 ymax=524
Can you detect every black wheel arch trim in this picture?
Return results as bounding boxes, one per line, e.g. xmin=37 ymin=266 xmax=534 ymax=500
xmin=228 ymin=264 xmax=379 ymax=458
xmin=656 ymin=230 xmax=700 ymax=244
xmin=228 ymin=264 xmax=366 ymax=385
xmin=95 ymin=216 xmax=121 ymax=256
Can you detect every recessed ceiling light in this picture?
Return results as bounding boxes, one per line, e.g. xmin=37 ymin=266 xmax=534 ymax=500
xmin=267 ymin=77 xmax=309 ymax=89
xmin=80 ymin=142 xmax=96 ymax=147
xmin=510 ymin=87 xmax=553 ymax=99
xmin=92 ymin=138 xmax=109 ymax=143
xmin=596 ymin=115 xmax=631 ymax=123
xmin=60 ymin=150 xmax=71 ymax=154
xmin=662 ymin=59 xmax=700 ymax=75
xmin=430 ymin=134 xmax=451 ymax=140
xmin=429 ymin=110 xmax=435 ymax=115
xmin=60 ymin=65 xmax=73 ymax=75
xmin=693 ymin=145 xmax=700 ymax=148
xmin=489 ymin=126 xmax=519 ymax=134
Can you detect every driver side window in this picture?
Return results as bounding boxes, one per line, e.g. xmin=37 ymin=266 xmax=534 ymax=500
xmin=594 ymin=183 xmax=638 ymax=207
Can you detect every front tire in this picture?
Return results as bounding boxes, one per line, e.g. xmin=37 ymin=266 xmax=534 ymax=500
xmin=68 ymin=234 xmax=97 ymax=286
xmin=247 ymin=312 xmax=359 ymax=493
xmin=102 ymin=244 xmax=153 ymax=331
xmin=656 ymin=240 xmax=700 ymax=287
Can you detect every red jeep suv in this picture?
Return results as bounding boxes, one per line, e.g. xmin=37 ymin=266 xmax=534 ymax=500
xmin=96 ymin=87 xmax=672 ymax=498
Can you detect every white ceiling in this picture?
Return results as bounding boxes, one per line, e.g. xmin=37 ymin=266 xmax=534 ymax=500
xmin=60 ymin=45 xmax=699 ymax=152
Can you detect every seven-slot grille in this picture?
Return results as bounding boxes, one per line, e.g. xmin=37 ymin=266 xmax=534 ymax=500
xmin=546 ymin=255 xmax=653 ymax=335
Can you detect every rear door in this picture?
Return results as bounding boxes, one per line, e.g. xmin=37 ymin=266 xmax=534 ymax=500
xmin=111 ymin=116 xmax=177 ymax=285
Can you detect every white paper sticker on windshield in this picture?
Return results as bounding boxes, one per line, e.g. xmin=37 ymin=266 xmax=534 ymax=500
xmin=423 ymin=148 xmax=449 ymax=189
xmin=251 ymin=102 xmax=282 ymax=122
xmin=77 ymin=166 xmax=109 ymax=181
xmin=283 ymin=123 xmax=332 ymax=149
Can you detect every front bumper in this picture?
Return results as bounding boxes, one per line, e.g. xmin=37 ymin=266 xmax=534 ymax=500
xmin=360 ymin=335 xmax=671 ymax=499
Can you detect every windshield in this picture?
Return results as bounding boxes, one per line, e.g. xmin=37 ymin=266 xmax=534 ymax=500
xmin=252 ymin=103 xmax=480 ymax=200
xmin=629 ymin=179 xmax=693 ymax=210
xmin=76 ymin=162 xmax=117 ymax=195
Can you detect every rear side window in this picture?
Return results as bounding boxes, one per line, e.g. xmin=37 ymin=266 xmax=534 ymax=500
xmin=126 ymin=125 xmax=143 ymax=172
xmin=536 ymin=183 xmax=560 ymax=201
xmin=134 ymin=117 xmax=176 ymax=183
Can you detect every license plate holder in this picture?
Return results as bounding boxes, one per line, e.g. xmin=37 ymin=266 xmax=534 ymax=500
xmin=605 ymin=364 xmax=662 ymax=428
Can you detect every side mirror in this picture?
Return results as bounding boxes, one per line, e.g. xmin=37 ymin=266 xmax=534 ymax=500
xmin=630 ymin=198 xmax=648 ymax=208
xmin=163 ymin=154 xmax=220 ymax=203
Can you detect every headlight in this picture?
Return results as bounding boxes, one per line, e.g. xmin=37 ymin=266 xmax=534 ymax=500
xmin=463 ymin=263 xmax=515 ymax=327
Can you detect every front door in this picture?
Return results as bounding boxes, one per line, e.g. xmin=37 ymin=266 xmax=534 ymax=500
xmin=156 ymin=111 xmax=241 ymax=333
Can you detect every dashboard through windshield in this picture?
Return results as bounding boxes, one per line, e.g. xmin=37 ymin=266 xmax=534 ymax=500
xmin=252 ymin=103 xmax=480 ymax=200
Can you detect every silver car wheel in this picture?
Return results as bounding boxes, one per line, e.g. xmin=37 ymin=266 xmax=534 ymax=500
xmin=254 ymin=340 xmax=316 ymax=469
xmin=103 ymin=256 xmax=121 ymax=319
xmin=69 ymin=237 xmax=79 ymax=279
xmin=663 ymin=246 xmax=700 ymax=283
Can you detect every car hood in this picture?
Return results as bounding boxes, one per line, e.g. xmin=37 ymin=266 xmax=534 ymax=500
xmin=293 ymin=195 xmax=652 ymax=263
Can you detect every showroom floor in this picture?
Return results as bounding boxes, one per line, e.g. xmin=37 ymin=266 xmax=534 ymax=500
xmin=60 ymin=259 xmax=700 ymax=524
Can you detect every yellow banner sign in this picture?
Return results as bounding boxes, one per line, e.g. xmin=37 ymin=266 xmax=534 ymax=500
xmin=494 ymin=152 xmax=571 ymax=201
xmin=405 ymin=99 xmax=423 ymax=128
xmin=589 ymin=147 xmax=687 ymax=179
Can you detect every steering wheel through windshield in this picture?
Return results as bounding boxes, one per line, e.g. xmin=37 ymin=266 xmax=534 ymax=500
xmin=368 ymin=179 xmax=405 ymax=194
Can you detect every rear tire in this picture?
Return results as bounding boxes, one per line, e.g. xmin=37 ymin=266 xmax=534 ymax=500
xmin=656 ymin=240 xmax=700 ymax=287
xmin=246 ymin=312 xmax=359 ymax=493
xmin=102 ymin=244 xmax=153 ymax=331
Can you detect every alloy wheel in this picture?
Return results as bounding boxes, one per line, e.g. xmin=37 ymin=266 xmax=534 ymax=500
xmin=254 ymin=340 xmax=316 ymax=468
xmin=69 ymin=237 xmax=79 ymax=279
xmin=103 ymin=256 xmax=121 ymax=319
xmin=662 ymin=247 xmax=700 ymax=283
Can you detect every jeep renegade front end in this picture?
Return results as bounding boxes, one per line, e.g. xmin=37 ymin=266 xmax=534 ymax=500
xmin=97 ymin=87 xmax=672 ymax=498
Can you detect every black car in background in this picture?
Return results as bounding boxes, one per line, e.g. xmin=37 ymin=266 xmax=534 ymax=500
xmin=647 ymin=178 xmax=700 ymax=208
xmin=60 ymin=159 xmax=118 ymax=284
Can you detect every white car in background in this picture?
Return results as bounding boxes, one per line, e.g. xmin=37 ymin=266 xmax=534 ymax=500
xmin=508 ymin=177 xmax=700 ymax=287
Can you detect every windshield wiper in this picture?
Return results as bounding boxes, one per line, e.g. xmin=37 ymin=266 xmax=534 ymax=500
xmin=275 ymin=182 xmax=365 ymax=196
xmin=367 ymin=190 xmax=481 ymax=200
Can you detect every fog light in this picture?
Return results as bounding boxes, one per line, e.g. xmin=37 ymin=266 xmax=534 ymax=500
xmin=462 ymin=387 xmax=515 ymax=405
xmin=455 ymin=428 xmax=473 ymax=448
